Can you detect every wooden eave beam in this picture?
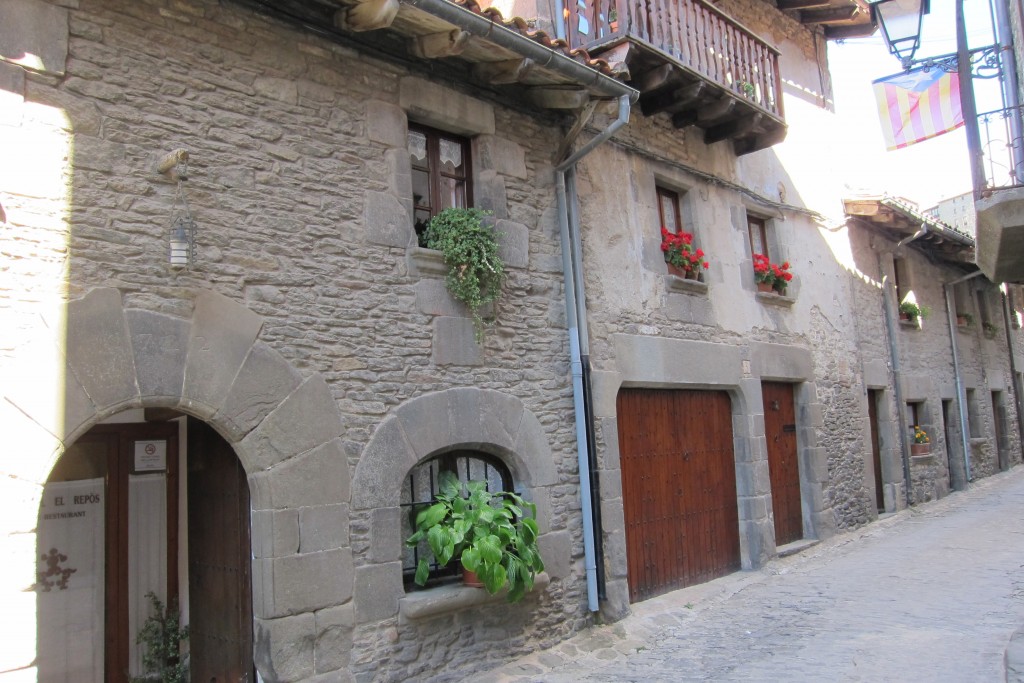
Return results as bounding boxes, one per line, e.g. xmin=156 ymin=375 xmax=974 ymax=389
xmin=410 ymin=29 xmax=470 ymax=58
xmin=473 ymin=57 xmax=535 ymax=84
xmin=334 ymin=0 xmax=399 ymax=32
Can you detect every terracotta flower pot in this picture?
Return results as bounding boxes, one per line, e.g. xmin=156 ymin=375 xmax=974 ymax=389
xmin=757 ymin=282 xmax=774 ymax=293
xmin=911 ymin=443 xmax=931 ymax=456
xmin=685 ymin=269 xmax=701 ymax=281
xmin=667 ymin=263 xmax=687 ymax=278
xmin=462 ymin=567 xmax=484 ymax=588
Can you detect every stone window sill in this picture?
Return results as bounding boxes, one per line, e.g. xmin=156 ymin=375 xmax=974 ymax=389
xmin=408 ymin=247 xmax=447 ymax=278
xmin=398 ymin=572 xmax=550 ymax=622
xmin=898 ymin=319 xmax=920 ymax=330
xmin=910 ymin=453 xmax=937 ymax=465
xmin=756 ymin=291 xmax=794 ymax=308
xmin=666 ymin=274 xmax=708 ymax=295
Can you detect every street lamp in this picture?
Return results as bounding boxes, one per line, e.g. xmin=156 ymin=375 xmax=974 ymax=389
xmin=870 ymin=0 xmax=930 ymax=67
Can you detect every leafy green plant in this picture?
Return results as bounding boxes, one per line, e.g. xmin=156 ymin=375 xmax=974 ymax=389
xmin=899 ymin=301 xmax=929 ymax=320
xmin=405 ymin=471 xmax=544 ymax=602
xmin=424 ymin=207 xmax=505 ymax=342
xmin=132 ymin=592 xmax=188 ymax=683
xmin=983 ymin=321 xmax=998 ymax=336
xmin=957 ymin=312 xmax=974 ymax=327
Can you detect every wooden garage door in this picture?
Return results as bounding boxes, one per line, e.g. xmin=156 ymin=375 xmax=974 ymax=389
xmin=762 ymin=382 xmax=803 ymax=546
xmin=617 ymin=389 xmax=741 ymax=602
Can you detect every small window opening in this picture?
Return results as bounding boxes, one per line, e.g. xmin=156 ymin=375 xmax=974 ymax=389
xmin=400 ymin=450 xmax=512 ymax=588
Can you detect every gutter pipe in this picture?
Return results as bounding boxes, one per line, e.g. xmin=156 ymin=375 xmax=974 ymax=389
xmin=944 ymin=270 xmax=984 ymax=486
xmin=408 ymin=0 xmax=630 ymax=98
xmin=555 ymin=93 xmax=634 ymax=611
xmin=999 ymin=285 xmax=1024 ymax=465
xmin=883 ymin=225 xmax=928 ymax=508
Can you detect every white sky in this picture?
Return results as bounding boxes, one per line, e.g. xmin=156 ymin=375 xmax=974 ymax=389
xmin=826 ymin=0 xmax=1005 ymax=209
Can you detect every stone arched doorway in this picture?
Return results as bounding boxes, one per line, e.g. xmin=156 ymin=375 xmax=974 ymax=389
xmin=4 ymin=288 xmax=350 ymax=681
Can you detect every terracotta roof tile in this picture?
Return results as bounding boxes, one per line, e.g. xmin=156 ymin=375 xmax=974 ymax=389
xmin=447 ymin=0 xmax=619 ymax=78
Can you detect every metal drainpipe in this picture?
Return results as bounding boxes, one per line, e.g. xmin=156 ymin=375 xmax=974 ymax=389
xmin=1000 ymin=286 xmax=1024 ymax=465
xmin=882 ymin=225 xmax=928 ymax=507
xmin=555 ymin=93 xmax=633 ymax=611
xmin=945 ymin=271 xmax=983 ymax=486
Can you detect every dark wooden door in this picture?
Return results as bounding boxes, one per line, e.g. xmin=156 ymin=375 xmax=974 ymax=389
xmin=187 ymin=418 xmax=254 ymax=683
xmin=868 ymin=390 xmax=884 ymax=513
xmin=617 ymin=389 xmax=740 ymax=603
xmin=762 ymin=382 xmax=803 ymax=546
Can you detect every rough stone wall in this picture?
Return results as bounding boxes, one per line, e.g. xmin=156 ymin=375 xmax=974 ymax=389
xmin=845 ymin=220 xmax=1024 ymax=508
xmin=1 ymin=0 xmax=596 ymax=680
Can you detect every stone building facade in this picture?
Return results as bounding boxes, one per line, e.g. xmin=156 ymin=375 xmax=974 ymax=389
xmin=1 ymin=0 xmax=1022 ymax=681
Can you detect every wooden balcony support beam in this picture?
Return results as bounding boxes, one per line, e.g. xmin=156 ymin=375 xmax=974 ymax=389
xmin=705 ymin=112 xmax=763 ymax=144
xmin=640 ymin=80 xmax=705 ymax=116
xmin=799 ymin=6 xmax=860 ymax=23
xmin=776 ymin=0 xmax=832 ymax=9
xmin=697 ymin=95 xmax=736 ymax=124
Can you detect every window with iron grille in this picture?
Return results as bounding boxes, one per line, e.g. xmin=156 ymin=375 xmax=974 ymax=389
xmin=401 ymin=450 xmax=512 ymax=588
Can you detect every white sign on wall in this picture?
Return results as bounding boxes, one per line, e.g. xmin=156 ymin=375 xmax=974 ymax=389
xmin=134 ymin=440 xmax=167 ymax=472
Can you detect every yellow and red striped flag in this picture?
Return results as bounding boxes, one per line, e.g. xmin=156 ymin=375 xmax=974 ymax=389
xmin=872 ymin=67 xmax=964 ymax=151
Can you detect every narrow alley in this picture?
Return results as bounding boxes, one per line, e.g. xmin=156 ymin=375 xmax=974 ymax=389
xmin=482 ymin=468 xmax=1024 ymax=682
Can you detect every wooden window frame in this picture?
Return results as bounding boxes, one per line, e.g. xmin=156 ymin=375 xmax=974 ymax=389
xmin=656 ymin=186 xmax=683 ymax=234
xmin=408 ymin=123 xmax=472 ymax=237
xmin=747 ymin=215 xmax=769 ymax=260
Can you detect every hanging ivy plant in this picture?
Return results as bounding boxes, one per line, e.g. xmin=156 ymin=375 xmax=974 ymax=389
xmin=424 ymin=207 xmax=505 ymax=341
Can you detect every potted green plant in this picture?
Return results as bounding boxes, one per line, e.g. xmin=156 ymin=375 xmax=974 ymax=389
xmin=660 ymin=227 xmax=709 ymax=280
xmin=898 ymin=301 xmax=929 ymax=322
xmin=911 ymin=425 xmax=931 ymax=456
xmin=752 ymin=253 xmax=793 ymax=294
xmin=424 ymin=208 xmax=505 ymax=342
xmin=983 ymin=321 xmax=998 ymax=337
xmin=956 ymin=312 xmax=974 ymax=328
xmin=131 ymin=592 xmax=189 ymax=683
xmin=405 ymin=471 xmax=544 ymax=603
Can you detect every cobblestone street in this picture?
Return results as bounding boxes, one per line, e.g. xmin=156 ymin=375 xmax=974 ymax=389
xmin=480 ymin=467 xmax=1024 ymax=682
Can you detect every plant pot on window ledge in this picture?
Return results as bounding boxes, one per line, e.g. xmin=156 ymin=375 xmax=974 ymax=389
xmin=911 ymin=443 xmax=931 ymax=456
xmin=757 ymin=282 xmax=774 ymax=293
xmin=462 ymin=568 xmax=484 ymax=588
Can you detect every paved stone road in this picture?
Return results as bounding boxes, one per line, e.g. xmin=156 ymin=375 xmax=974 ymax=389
xmin=478 ymin=467 xmax=1024 ymax=682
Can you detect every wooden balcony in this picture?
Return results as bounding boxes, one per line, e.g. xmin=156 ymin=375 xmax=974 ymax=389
xmin=565 ymin=0 xmax=787 ymax=154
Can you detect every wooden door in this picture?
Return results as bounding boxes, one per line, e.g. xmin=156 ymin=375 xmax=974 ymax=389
xmin=868 ymin=390 xmax=884 ymax=513
xmin=617 ymin=389 xmax=740 ymax=603
xmin=187 ymin=418 xmax=254 ymax=682
xmin=762 ymin=382 xmax=803 ymax=546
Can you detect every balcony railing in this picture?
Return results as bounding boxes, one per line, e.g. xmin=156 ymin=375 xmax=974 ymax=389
xmin=977 ymin=103 xmax=1024 ymax=194
xmin=565 ymin=0 xmax=783 ymax=120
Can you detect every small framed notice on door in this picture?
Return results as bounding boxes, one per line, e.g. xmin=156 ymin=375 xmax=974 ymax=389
xmin=134 ymin=440 xmax=167 ymax=472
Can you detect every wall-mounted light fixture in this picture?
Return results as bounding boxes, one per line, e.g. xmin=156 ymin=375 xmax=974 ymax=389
xmin=157 ymin=149 xmax=195 ymax=268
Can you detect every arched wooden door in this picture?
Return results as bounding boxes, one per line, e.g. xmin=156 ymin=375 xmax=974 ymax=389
xmin=617 ymin=389 xmax=741 ymax=602
xmin=187 ymin=417 xmax=254 ymax=683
